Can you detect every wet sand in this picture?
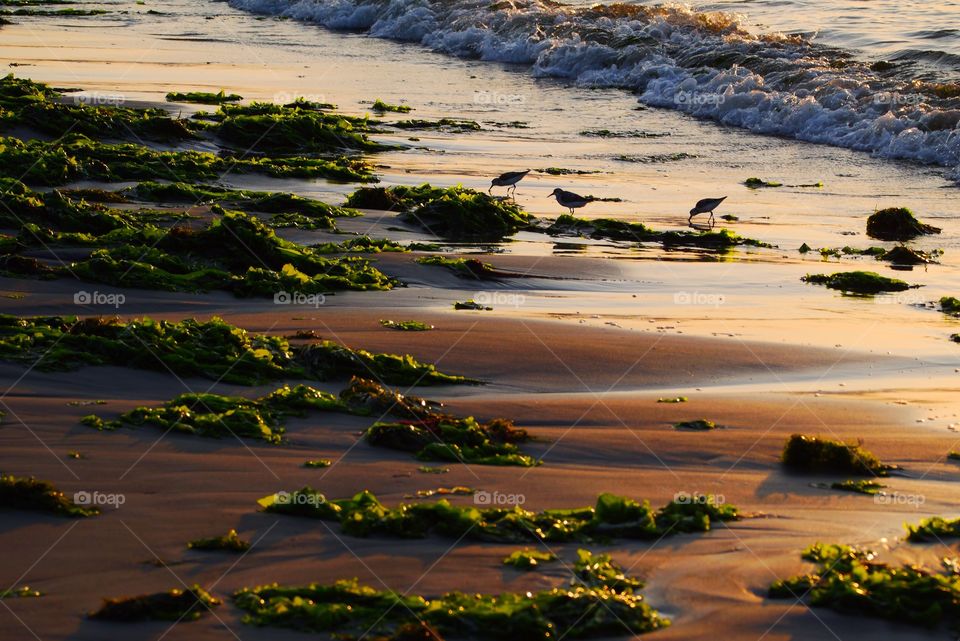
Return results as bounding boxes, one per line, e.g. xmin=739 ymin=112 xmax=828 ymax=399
xmin=1 ymin=5 xmax=959 ymax=641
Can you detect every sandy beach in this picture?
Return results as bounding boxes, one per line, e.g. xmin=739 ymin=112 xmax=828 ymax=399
xmin=0 ymin=1 xmax=959 ymax=640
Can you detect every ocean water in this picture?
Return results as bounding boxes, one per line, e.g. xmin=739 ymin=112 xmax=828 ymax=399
xmin=226 ymin=0 xmax=960 ymax=179
xmin=677 ymin=0 xmax=960 ymax=77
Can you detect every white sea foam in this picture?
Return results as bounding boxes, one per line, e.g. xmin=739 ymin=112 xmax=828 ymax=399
xmin=229 ymin=0 xmax=960 ymax=177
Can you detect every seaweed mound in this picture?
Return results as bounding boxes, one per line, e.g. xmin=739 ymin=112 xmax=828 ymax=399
xmin=0 ymin=473 xmax=99 ymax=517
xmin=781 ymin=434 xmax=891 ymax=476
xmin=801 ymin=271 xmax=912 ymax=295
xmin=365 ymin=417 xmax=534 ymax=466
xmin=866 ymin=207 xmax=941 ymax=241
xmin=346 ymin=184 xmax=533 ymax=241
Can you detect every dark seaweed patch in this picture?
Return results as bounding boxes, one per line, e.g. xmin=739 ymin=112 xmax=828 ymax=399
xmin=802 ymin=271 xmax=913 ymax=295
xmin=0 ymin=472 xmax=99 ymax=517
xmin=90 ymin=586 xmax=220 ymax=622
xmin=188 ymin=529 xmax=250 ymax=552
xmin=866 ymin=207 xmax=941 ymax=241
xmin=782 ymin=434 xmax=891 ymax=476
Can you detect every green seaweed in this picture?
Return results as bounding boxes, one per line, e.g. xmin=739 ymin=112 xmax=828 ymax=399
xmin=211 ymin=104 xmax=387 ymax=154
xmin=371 ymin=99 xmax=412 ymax=113
xmin=258 ymin=489 xmax=738 ymax=543
xmin=86 ymin=384 xmax=348 ymax=444
xmin=416 ymin=255 xmax=510 ymax=279
xmin=0 ymin=134 xmax=376 ymax=186
xmin=546 ymin=214 xmax=770 ymax=249
xmin=90 ymin=586 xmax=220 ymax=622
xmin=418 ymin=466 xmax=449 ymax=474
xmin=830 ymin=480 xmax=886 ymax=495
xmin=234 ymin=555 xmax=667 ymax=639
xmin=303 ymin=459 xmax=333 ymax=468
xmin=0 ymin=586 xmax=42 ymax=599
xmin=0 ymin=316 xmax=469 ymax=386
xmin=127 ymin=180 xmax=356 ymax=220
xmin=453 ymin=299 xmax=492 ymax=310
xmin=380 ymin=319 xmax=434 ymax=331
xmin=188 ymin=529 xmax=250 ymax=552
xmin=573 ymin=549 xmax=642 ymax=592
xmin=866 ymin=207 xmax=941 ymax=241
xmin=673 ymin=419 xmax=716 ymax=430
xmin=802 ymin=271 xmax=913 ymax=295
xmin=346 ymin=184 xmax=533 ymax=241
xmin=940 ymin=297 xmax=960 ymax=315
xmin=657 ymin=397 xmax=687 ymax=403
xmin=392 ymin=118 xmax=480 ymax=132
xmin=0 ymin=7 xmax=107 ymax=15
xmin=744 ymin=177 xmax=782 ymax=188
xmin=166 ymin=90 xmax=243 ymax=104
xmin=0 ymin=472 xmax=98 ymax=517
xmin=65 ymin=209 xmax=395 ymax=295
xmin=366 ymin=417 xmax=536 ymax=467
xmin=503 ymin=548 xmax=557 ymax=570
xmin=0 ymin=75 xmax=193 ymax=141
xmin=769 ymin=543 xmax=960 ymax=629
xmin=782 ymin=434 xmax=891 ymax=476
xmin=906 ymin=516 xmax=960 ymax=542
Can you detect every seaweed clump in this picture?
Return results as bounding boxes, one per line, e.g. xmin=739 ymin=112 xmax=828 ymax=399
xmin=380 ymin=319 xmax=434 ymax=331
xmin=830 ymin=480 xmax=885 ymax=495
xmin=166 ymin=90 xmax=243 ymax=104
xmin=187 ymin=529 xmax=250 ymax=552
xmin=0 ymin=472 xmax=99 ymax=517
xmin=82 ymin=385 xmax=348 ymax=444
xmin=940 ymin=297 xmax=960 ymax=315
xmin=233 ymin=552 xmax=668 ymax=639
xmin=782 ymin=434 xmax=891 ymax=476
xmin=769 ymin=543 xmax=960 ymax=630
xmin=257 ymin=489 xmax=738 ymax=543
xmin=906 ymin=516 xmax=960 ymax=542
xmin=673 ymin=419 xmax=716 ymax=430
xmin=744 ymin=177 xmax=782 ymax=188
xmin=90 ymin=586 xmax=220 ymax=622
xmin=365 ymin=416 xmax=535 ymax=466
xmin=371 ymin=99 xmax=412 ymax=113
xmin=546 ymin=214 xmax=770 ymax=249
xmin=801 ymin=271 xmax=913 ymax=295
xmin=866 ymin=207 xmax=941 ymax=241
xmin=503 ymin=548 xmax=557 ymax=570
xmin=346 ymin=184 xmax=533 ymax=241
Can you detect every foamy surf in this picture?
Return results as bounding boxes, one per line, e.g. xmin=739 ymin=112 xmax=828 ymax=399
xmin=228 ymin=0 xmax=960 ymax=179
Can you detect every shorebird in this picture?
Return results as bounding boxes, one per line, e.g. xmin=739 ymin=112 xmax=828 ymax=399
xmin=550 ymin=188 xmax=594 ymax=214
xmin=489 ymin=169 xmax=530 ymax=197
xmin=689 ymin=196 xmax=727 ymax=225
